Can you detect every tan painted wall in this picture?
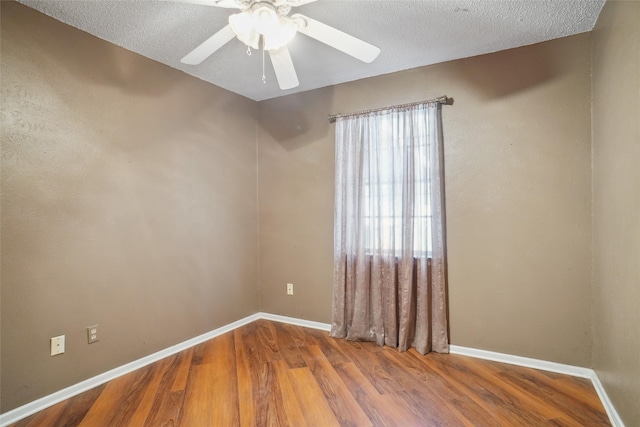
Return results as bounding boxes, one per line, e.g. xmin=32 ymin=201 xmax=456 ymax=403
xmin=258 ymin=34 xmax=593 ymax=366
xmin=591 ymin=1 xmax=640 ymax=425
xmin=1 ymin=2 xmax=258 ymax=412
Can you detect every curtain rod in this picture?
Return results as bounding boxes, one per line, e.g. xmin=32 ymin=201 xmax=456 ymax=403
xmin=328 ymin=95 xmax=453 ymax=123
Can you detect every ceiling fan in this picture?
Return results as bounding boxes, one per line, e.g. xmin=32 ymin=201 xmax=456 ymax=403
xmin=168 ymin=0 xmax=381 ymax=90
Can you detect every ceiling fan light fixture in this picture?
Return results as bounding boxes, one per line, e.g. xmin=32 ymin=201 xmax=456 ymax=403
xmin=263 ymin=16 xmax=297 ymax=50
xmin=229 ymin=11 xmax=260 ymax=49
xmin=229 ymin=3 xmax=298 ymax=51
xmin=253 ymin=4 xmax=279 ymax=34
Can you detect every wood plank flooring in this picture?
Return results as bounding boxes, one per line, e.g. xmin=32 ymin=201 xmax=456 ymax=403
xmin=11 ymin=320 xmax=610 ymax=426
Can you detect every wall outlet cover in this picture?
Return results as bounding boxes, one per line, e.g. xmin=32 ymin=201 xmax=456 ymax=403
xmin=50 ymin=335 xmax=65 ymax=356
xmin=87 ymin=325 xmax=99 ymax=344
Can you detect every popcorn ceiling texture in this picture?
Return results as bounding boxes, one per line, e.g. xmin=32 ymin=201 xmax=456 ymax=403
xmin=17 ymin=0 xmax=604 ymax=101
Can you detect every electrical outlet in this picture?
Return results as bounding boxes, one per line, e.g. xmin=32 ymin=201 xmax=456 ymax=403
xmin=287 ymin=283 xmax=294 ymax=295
xmin=51 ymin=335 xmax=65 ymax=356
xmin=87 ymin=325 xmax=99 ymax=344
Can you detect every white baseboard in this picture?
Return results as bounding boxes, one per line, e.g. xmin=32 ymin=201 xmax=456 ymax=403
xmin=258 ymin=312 xmax=331 ymax=331
xmin=589 ymin=369 xmax=626 ymax=427
xmin=450 ymin=345 xmax=624 ymax=427
xmin=1 ymin=315 xmax=623 ymax=427
xmin=449 ymin=345 xmax=594 ymax=378
xmin=0 ymin=313 xmax=262 ymax=427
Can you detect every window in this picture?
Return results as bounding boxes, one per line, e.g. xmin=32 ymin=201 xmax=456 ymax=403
xmin=331 ymin=99 xmax=449 ymax=354
xmin=360 ymin=113 xmax=433 ymax=256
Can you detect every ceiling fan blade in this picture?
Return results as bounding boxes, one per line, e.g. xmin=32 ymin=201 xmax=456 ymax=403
xmin=268 ymin=47 xmax=300 ymax=90
xmin=292 ymin=14 xmax=380 ymax=63
xmin=157 ymin=0 xmax=240 ymax=8
xmin=181 ymin=25 xmax=236 ymax=65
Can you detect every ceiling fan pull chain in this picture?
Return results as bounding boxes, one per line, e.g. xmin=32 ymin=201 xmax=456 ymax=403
xmin=262 ymin=37 xmax=267 ymax=84
xmin=246 ymin=45 xmax=251 ymax=56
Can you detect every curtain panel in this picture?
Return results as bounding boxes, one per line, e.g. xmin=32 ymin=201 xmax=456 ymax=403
xmin=331 ymin=102 xmax=449 ymax=355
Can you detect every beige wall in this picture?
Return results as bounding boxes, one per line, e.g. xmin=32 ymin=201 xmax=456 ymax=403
xmin=1 ymin=2 xmax=258 ymax=412
xmin=258 ymin=34 xmax=593 ymax=367
xmin=591 ymin=1 xmax=640 ymax=425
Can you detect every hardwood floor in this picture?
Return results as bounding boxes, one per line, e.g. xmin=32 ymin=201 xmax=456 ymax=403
xmin=11 ymin=320 xmax=610 ymax=426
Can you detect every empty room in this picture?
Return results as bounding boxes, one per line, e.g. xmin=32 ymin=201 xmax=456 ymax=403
xmin=1 ymin=0 xmax=638 ymax=425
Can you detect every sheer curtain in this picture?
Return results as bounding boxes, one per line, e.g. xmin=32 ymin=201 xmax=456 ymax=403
xmin=330 ymin=101 xmax=449 ymax=355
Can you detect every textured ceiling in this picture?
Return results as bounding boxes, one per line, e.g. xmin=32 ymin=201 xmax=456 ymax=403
xmin=17 ymin=0 xmax=605 ymax=101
